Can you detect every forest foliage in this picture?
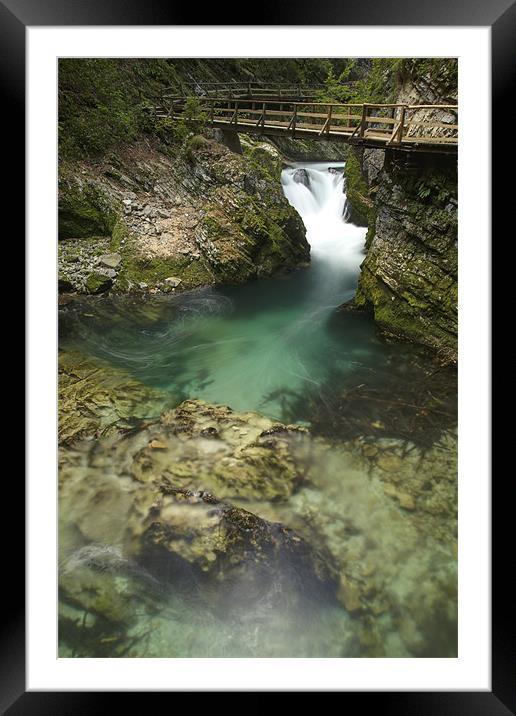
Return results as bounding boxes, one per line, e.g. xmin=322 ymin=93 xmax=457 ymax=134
xmin=318 ymin=58 xmax=458 ymax=104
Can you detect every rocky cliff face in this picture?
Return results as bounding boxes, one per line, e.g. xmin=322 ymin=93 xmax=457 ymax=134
xmin=347 ymin=74 xmax=458 ymax=360
xmin=353 ymin=150 xmax=457 ymax=359
xmin=58 ymin=135 xmax=309 ymax=294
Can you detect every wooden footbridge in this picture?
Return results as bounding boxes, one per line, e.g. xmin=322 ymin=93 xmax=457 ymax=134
xmin=168 ymin=81 xmax=343 ymax=101
xmin=153 ymin=92 xmax=458 ymax=154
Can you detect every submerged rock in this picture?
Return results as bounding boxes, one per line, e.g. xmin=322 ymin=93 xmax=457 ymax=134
xmin=58 ymin=350 xmax=170 ymax=444
xmin=130 ymin=399 xmax=309 ymax=501
xmin=58 ymin=396 xmax=309 ymax=502
xmin=58 ymin=387 xmax=457 ymax=657
xmin=135 ymin=484 xmax=333 ymax=605
xmin=59 ymin=429 xmax=335 ymax=629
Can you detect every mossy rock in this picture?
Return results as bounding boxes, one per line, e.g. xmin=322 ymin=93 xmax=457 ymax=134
xmin=344 ymin=149 xmax=374 ymax=227
xmin=116 ymin=247 xmax=214 ymax=291
xmin=58 ymin=273 xmax=74 ymax=292
xmin=128 ymin=398 xmax=309 ymax=502
xmin=85 ymin=272 xmax=113 ymax=294
xmin=59 ymin=181 xmax=117 ymax=239
xmin=130 ymin=484 xmax=335 ymax=609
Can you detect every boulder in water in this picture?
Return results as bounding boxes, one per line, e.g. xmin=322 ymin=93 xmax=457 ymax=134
xmin=292 ymin=168 xmax=310 ymax=187
xmin=131 ymin=482 xmax=335 ymax=616
xmin=58 ymin=415 xmax=335 ymax=622
xmin=128 ymin=399 xmax=308 ymax=501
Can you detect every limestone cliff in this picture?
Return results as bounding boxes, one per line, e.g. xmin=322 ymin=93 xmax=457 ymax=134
xmin=353 ymin=151 xmax=457 ymax=359
xmin=58 ymin=135 xmax=309 ymax=294
xmin=346 ymin=66 xmax=458 ymax=360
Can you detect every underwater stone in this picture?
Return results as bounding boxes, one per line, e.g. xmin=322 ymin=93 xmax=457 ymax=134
xmin=337 ymin=576 xmax=362 ymax=613
xmin=58 ymin=350 xmax=170 ymax=445
xmin=147 ymin=399 xmax=308 ymax=501
xmin=135 ymin=484 xmax=334 ymax=605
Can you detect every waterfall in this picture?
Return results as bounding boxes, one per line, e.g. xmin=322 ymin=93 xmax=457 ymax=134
xmin=280 ymin=161 xmax=367 ymax=304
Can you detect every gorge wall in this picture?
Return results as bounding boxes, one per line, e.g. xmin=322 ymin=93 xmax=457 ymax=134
xmin=345 ymin=63 xmax=458 ymax=360
xmin=58 ymin=135 xmax=309 ymax=294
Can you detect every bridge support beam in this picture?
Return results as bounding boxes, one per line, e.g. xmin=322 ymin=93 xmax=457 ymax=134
xmin=211 ymin=128 xmax=242 ymax=154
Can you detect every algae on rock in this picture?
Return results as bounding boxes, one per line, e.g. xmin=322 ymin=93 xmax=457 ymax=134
xmin=58 ymin=350 xmax=171 ymax=444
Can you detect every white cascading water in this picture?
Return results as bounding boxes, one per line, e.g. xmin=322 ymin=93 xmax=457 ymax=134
xmin=281 ymin=161 xmax=367 ymax=306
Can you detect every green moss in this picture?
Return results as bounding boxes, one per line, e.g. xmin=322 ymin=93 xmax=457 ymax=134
xmin=110 ymin=218 xmax=130 ymax=251
xmin=318 ymin=58 xmax=457 ymax=105
xmin=116 ymin=239 xmax=214 ymax=290
xmin=181 ymin=134 xmax=210 ymax=164
xmin=234 ymin=206 xmax=268 ymax=240
xmin=231 ymin=200 xmax=307 ymax=275
xmin=364 ymin=214 xmax=376 ymax=250
xmin=243 ymin=144 xmax=282 ymax=182
xmin=59 ymin=182 xmax=117 ymax=239
xmin=344 ymin=150 xmax=374 ymax=227
xmin=178 ymin=258 xmax=214 ymax=286
xmin=202 ymin=213 xmax=226 ymax=241
xmin=85 ymin=272 xmax=113 ymax=294
xmin=357 ymin=255 xmax=456 ymax=354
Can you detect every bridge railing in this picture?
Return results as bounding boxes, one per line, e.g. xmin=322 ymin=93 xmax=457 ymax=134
xmin=156 ymin=97 xmax=458 ymax=148
xmin=160 ymin=81 xmax=332 ymax=100
xmin=354 ymin=103 xmax=458 ymax=146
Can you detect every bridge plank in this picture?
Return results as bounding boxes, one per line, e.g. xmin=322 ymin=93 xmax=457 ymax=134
xmin=364 ymin=115 xmax=397 ymax=124
xmin=405 ymin=122 xmax=459 ymax=129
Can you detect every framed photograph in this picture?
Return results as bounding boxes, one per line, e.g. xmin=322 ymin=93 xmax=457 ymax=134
xmin=8 ymin=0 xmax=507 ymax=708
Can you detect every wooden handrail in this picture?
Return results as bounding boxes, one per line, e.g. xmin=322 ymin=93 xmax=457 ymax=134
xmin=155 ymin=95 xmax=458 ymax=152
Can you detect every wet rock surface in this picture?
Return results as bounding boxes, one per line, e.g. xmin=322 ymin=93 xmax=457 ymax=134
xmin=58 ymin=350 xmax=171 ymax=444
xmin=58 ymin=396 xmax=341 ymax=656
xmin=293 ymin=168 xmax=310 ymax=186
xmin=136 ymin=484 xmax=333 ymax=605
xmin=241 ymin=430 xmax=458 ymax=657
xmin=354 ymin=150 xmax=457 ymax=359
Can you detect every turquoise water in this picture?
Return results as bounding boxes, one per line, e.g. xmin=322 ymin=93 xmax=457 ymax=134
xmin=58 ymin=162 xmax=458 ymax=658
xmin=60 ymin=163 xmax=386 ymax=421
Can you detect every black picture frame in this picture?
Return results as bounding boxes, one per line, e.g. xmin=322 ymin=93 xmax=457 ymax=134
xmin=8 ymin=0 xmax=509 ymax=709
